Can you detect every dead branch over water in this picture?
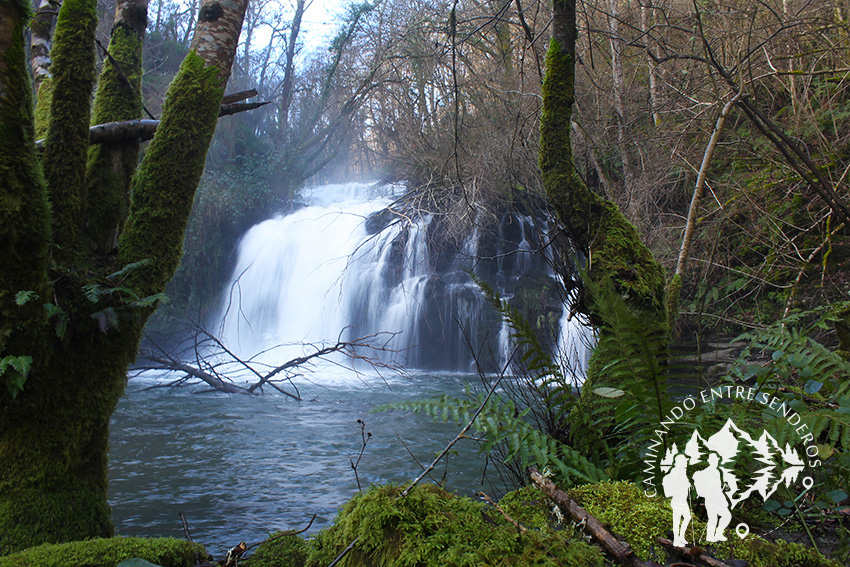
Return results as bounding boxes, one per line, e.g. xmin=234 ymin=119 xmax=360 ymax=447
xmin=133 ymin=319 xmax=403 ymax=397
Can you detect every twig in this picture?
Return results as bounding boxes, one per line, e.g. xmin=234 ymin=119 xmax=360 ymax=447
xmin=95 ymin=38 xmax=156 ymax=119
xmin=476 ymin=492 xmax=527 ymax=533
xmin=350 ymin=419 xmax=372 ymax=492
xmin=401 ymin=374 xmax=503 ymax=497
xmin=178 ymin=511 xmax=194 ymax=544
xmin=243 ymin=514 xmax=316 ymax=553
xmin=783 ymin=222 xmax=845 ymax=318
xmin=396 ymin=434 xmax=441 ymax=485
xmin=327 ymin=536 xmax=359 ymax=567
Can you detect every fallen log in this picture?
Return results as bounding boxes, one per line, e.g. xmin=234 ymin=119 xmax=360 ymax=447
xmin=529 ymin=467 xmax=657 ymax=567
xmin=657 ymin=537 xmax=728 ymax=567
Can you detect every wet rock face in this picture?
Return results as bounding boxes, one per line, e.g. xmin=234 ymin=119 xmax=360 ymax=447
xmin=365 ymin=204 xmax=566 ymax=371
xmin=219 ymin=183 xmax=576 ymax=374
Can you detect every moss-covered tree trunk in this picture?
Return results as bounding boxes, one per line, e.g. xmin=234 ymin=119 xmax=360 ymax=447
xmin=540 ymin=0 xmax=668 ymax=439
xmin=0 ymin=0 xmax=247 ymax=554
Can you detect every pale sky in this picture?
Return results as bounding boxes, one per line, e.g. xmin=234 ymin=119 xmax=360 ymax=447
xmin=248 ymin=0 xmax=344 ymax=56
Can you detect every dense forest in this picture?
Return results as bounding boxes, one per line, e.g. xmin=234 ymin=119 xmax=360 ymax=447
xmin=1 ymin=0 xmax=850 ymax=565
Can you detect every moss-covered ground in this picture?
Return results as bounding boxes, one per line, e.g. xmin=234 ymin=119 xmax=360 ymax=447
xmin=1 ymin=481 xmax=837 ymax=567
xmin=0 ymin=537 xmax=203 ymax=567
xmin=241 ymin=480 xmax=839 ymax=567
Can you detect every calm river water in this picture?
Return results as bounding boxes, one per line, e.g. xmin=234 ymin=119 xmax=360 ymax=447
xmin=107 ymin=371 xmax=496 ymax=554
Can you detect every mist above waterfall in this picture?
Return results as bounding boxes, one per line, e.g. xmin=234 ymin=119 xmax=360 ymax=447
xmin=216 ymin=181 xmax=590 ymax=374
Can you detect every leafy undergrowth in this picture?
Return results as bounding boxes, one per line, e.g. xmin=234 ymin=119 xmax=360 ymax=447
xmin=0 ymin=537 xmax=203 ymax=567
xmin=245 ymin=481 xmax=841 ymax=567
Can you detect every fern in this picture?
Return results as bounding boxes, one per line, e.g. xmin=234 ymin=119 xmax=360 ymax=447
xmin=380 ymin=393 xmax=607 ymax=486
xmin=470 ymin=273 xmax=576 ymax=437
xmin=729 ymin=307 xmax=850 ymax=458
xmin=563 ymin=276 xmax=677 ymax=477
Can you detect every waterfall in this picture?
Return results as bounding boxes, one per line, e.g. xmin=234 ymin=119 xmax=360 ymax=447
xmin=216 ymin=181 xmax=590 ymax=373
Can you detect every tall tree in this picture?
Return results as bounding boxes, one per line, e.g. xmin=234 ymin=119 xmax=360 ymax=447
xmin=0 ymin=0 xmax=247 ymax=553
xmin=539 ymin=0 xmax=668 ymax=428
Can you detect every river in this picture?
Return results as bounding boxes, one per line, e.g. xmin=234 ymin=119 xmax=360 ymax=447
xmin=108 ymin=371 xmax=495 ymax=555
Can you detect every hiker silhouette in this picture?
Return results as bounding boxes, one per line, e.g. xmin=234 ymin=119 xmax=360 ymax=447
xmin=693 ymin=452 xmax=732 ymax=542
xmin=662 ymin=453 xmax=691 ymax=547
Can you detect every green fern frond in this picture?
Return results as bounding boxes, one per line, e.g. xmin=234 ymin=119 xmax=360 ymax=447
xmin=578 ymin=276 xmax=673 ymax=450
xmin=379 ymin=394 xmax=607 ymax=486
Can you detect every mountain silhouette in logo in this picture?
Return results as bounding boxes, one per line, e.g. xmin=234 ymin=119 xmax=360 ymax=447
xmin=658 ymin=418 xmax=805 ymax=545
xmin=672 ymin=419 xmax=802 ymax=508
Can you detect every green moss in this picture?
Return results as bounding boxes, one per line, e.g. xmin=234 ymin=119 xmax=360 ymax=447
xmin=247 ymin=534 xmax=308 ymax=567
xmin=0 ymin=0 xmax=52 ymax=360
xmin=306 ymin=483 xmax=604 ymax=567
xmin=666 ymin=273 xmax=683 ymax=330
xmin=0 ymin=484 xmax=112 ymax=556
xmin=569 ymin=481 xmax=839 ymax=567
xmin=570 ymin=481 xmax=671 ymax=561
xmin=33 ymin=76 xmax=54 ymax=141
xmin=118 ymin=50 xmax=224 ymax=299
xmin=497 ymin=485 xmax=554 ymax=529
xmin=0 ymin=537 xmax=203 ymax=567
xmin=85 ymin=19 xmax=146 ymax=254
xmin=41 ymin=0 xmax=98 ymax=257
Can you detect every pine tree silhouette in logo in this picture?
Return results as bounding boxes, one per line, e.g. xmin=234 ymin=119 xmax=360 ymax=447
xmin=659 ymin=419 xmax=804 ymax=545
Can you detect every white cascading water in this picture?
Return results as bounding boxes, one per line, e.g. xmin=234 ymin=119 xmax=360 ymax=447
xmin=217 ymin=182 xmax=412 ymax=360
xmin=216 ymin=181 xmax=590 ymax=375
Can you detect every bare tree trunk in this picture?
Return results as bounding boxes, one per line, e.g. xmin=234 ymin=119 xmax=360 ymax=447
xmin=608 ymin=0 xmax=634 ymax=214
xmin=30 ymin=0 xmax=62 ymax=95
xmin=667 ymin=92 xmax=740 ymax=326
xmin=278 ymin=0 xmax=305 ymax=140
xmin=640 ymin=0 xmax=661 ymax=126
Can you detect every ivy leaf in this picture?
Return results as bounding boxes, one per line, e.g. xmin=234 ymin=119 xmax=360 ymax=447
xmin=828 ymin=489 xmax=847 ymax=504
xmin=91 ymin=308 xmax=119 ymax=334
xmin=14 ymin=290 xmax=38 ymax=305
xmin=593 ymin=387 xmax=625 ymax=398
